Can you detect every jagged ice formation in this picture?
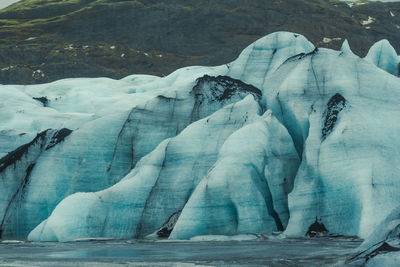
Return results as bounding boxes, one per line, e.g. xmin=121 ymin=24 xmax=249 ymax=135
xmin=0 ymin=32 xmax=400 ymax=246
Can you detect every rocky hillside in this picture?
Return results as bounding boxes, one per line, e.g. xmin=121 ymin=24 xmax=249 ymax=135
xmin=0 ymin=0 xmax=400 ymax=84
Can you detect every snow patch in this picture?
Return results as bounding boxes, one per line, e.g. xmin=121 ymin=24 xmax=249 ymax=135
xmin=322 ymin=37 xmax=342 ymax=44
xmin=1 ymin=65 xmax=15 ymax=71
xmin=64 ymin=44 xmax=74 ymax=50
xmin=361 ymin=16 xmax=375 ymax=26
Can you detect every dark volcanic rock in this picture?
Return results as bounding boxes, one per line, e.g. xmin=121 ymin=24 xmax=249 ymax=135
xmin=190 ymin=75 xmax=262 ymax=122
xmin=45 ymin=128 xmax=73 ymax=150
xmin=0 ymin=130 xmax=49 ymax=172
xmin=193 ymin=75 xmax=262 ymax=101
xmin=32 ymin=96 xmax=48 ymax=106
xmin=156 ymin=211 xmax=181 ymax=238
xmin=322 ymin=93 xmax=346 ymax=141
xmin=306 ymin=217 xmax=329 ymax=237
xmin=0 ymin=0 xmax=400 ymax=84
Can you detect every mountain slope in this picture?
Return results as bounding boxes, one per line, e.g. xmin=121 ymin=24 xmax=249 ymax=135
xmin=0 ymin=0 xmax=400 ymax=84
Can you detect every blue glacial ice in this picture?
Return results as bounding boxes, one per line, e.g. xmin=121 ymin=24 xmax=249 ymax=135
xmin=365 ymin=39 xmax=399 ymax=76
xmin=347 ymin=206 xmax=400 ymax=266
xmin=1 ymin=32 xmax=400 ymax=243
xmin=169 ymin=110 xmax=300 ymax=239
xmin=28 ymin=96 xmax=264 ymax=241
xmin=340 ymin=39 xmax=354 ymax=55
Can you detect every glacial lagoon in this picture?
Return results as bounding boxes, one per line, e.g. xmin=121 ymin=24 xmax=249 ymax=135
xmin=0 ymin=237 xmax=362 ymax=266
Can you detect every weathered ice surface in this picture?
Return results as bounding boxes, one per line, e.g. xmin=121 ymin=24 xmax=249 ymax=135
xmin=28 ymin=97 xmax=263 ymax=241
xmin=170 ymin=111 xmax=300 ymax=239
xmin=348 ymin=206 xmax=400 ymax=266
xmin=365 ymin=39 xmax=400 ymax=76
xmin=1 ymin=64 xmax=258 ymax=237
xmin=260 ymin=47 xmax=400 ymax=239
xmin=0 ymin=129 xmax=65 ymax=238
xmin=0 ymin=31 xmax=400 ymax=243
xmin=341 ymin=39 xmax=354 ymax=55
xmin=0 ymin=77 xmax=156 ymax=237
xmin=227 ymin=32 xmax=315 ymax=89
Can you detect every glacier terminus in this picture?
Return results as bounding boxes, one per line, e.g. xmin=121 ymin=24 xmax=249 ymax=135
xmin=1 ymin=31 xmax=400 ymax=264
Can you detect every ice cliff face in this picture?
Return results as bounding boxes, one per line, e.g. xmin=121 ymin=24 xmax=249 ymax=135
xmin=28 ymin=96 xmax=266 ymax=241
xmin=169 ymin=110 xmax=300 ymax=239
xmin=1 ymin=32 xmax=400 ymax=242
xmin=365 ymin=39 xmax=400 ymax=77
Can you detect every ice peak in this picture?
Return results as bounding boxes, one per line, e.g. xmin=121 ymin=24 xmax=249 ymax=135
xmin=227 ymin=32 xmax=315 ymax=89
xmin=365 ymin=39 xmax=399 ymax=76
xmin=341 ymin=39 xmax=354 ymax=55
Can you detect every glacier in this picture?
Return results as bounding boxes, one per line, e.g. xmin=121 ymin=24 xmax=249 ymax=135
xmin=365 ymin=39 xmax=400 ymax=77
xmin=0 ymin=32 xmax=400 ymax=248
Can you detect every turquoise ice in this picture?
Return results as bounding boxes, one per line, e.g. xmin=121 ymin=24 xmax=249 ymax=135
xmin=0 ymin=32 xmax=400 ymax=242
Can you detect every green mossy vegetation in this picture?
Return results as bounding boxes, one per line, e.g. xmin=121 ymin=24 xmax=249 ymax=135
xmin=0 ymin=0 xmax=398 ymax=84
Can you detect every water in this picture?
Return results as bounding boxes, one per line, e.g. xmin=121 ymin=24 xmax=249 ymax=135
xmin=0 ymin=237 xmax=362 ymax=266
